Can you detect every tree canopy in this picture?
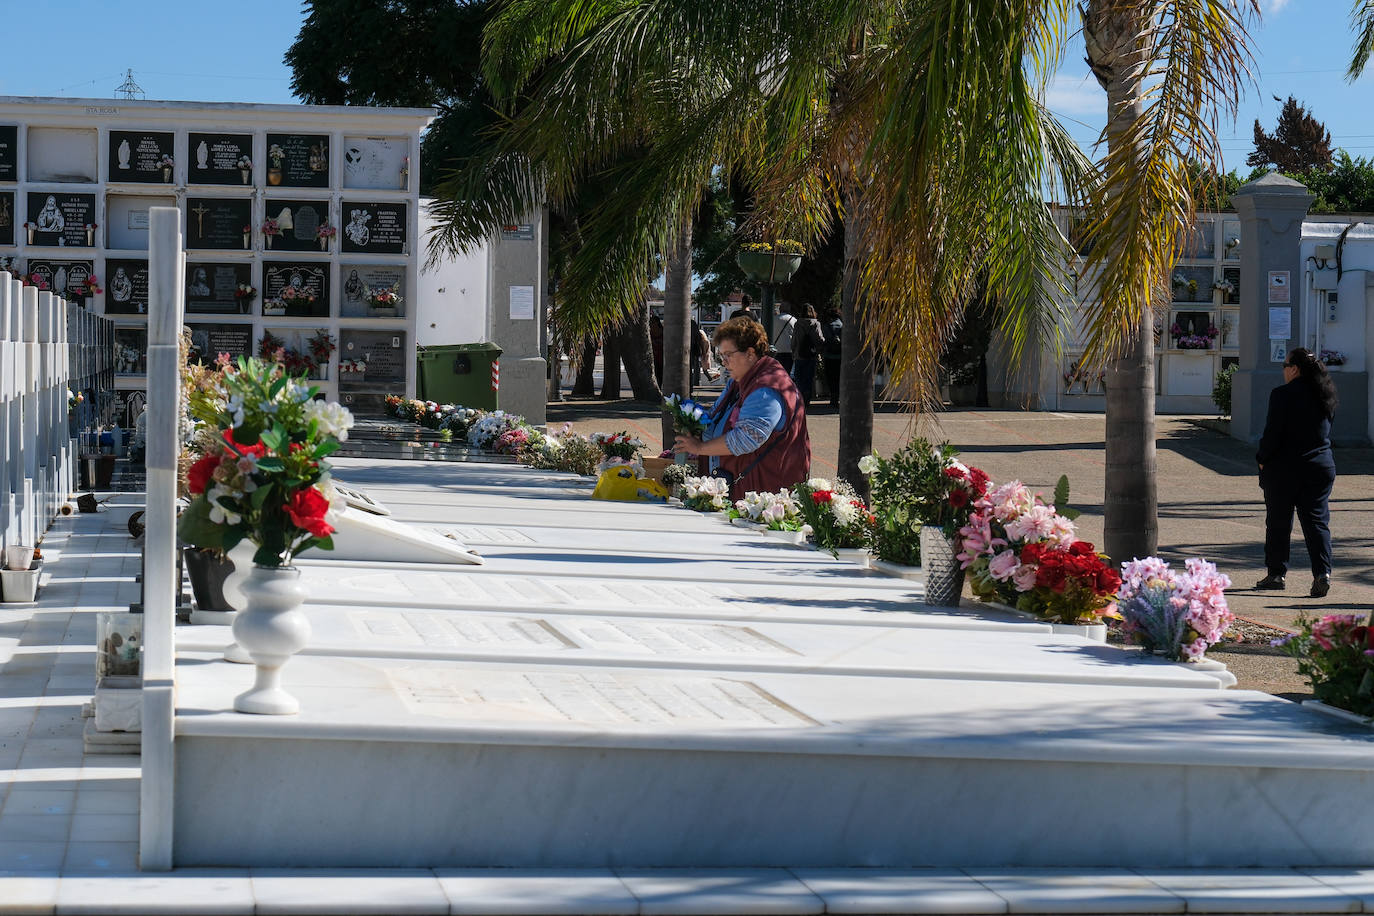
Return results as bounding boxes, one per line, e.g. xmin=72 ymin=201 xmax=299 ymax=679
xmin=1247 ymin=96 xmax=1334 ymax=175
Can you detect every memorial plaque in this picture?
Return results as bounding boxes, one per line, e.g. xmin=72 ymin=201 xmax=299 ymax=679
xmin=0 ymin=256 xmax=21 ymax=277
xmin=104 ymin=259 xmax=150 ymax=315
xmin=342 ymin=136 xmax=408 ymax=189
xmin=340 ymin=200 xmax=406 ymax=254
xmin=187 ymin=132 xmax=253 ymax=186
xmin=1169 ymin=264 xmax=1213 ymax=304
xmin=339 ymin=263 xmax=406 ymax=317
xmin=263 ymin=262 xmax=329 ymax=317
xmin=114 ymin=326 xmax=148 ymax=375
xmin=186 ymin=197 xmax=253 ymax=250
xmin=25 ymin=192 xmax=96 ymax=248
xmin=186 ymin=262 xmax=252 ymax=314
xmin=264 ymin=198 xmax=330 ymax=252
xmin=27 ymin=259 xmax=93 ymax=301
xmin=109 ymin=130 xmax=175 ymax=184
xmin=258 ymin=326 xmax=332 ymax=380
xmin=186 ymin=322 xmax=253 ymax=365
xmin=0 ymin=190 xmax=13 ymax=246
xmin=338 ymin=329 xmax=406 ymax=392
xmin=349 ymin=611 xmax=571 ymax=650
xmin=266 ymin=133 xmax=329 ymax=188
xmin=0 ymin=126 xmax=16 ymax=182
xmin=115 ymin=389 xmax=148 ymax=429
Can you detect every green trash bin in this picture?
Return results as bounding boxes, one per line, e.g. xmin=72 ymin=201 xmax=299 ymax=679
xmin=415 ymin=342 xmax=502 ymax=409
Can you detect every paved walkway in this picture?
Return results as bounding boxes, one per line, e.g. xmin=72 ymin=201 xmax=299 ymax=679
xmin=4 ymin=459 xmax=1374 ymax=911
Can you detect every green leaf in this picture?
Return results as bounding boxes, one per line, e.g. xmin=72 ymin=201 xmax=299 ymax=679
xmin=255 ymin=457 xmax=285 ymax=472
xmin=313 ymin=440 xmax=340 ymax=459
xmin=251 ymin=484 xmax=275 ymax=509
xmin=260 ymin=425 xmax=286 ymax=453
xmin=1053 ymin=474 xmax=1082 ymax=521
xmin=176 ymin=497 xmax=225 ymax=550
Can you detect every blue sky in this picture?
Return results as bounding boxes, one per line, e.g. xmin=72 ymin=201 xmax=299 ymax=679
xmin=2 ymin=0 xmax=1369 ymax=174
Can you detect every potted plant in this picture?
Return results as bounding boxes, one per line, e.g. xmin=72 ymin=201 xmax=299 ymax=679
xmin=177 ymin=356 xmax=353 ymax=714
xmin=680 ymin=474 xmax=731 ymax=512
xmin=736 ymin=239 xmax=805 ymax=284
xmin=262 ymin=298 xmax=287 ymax=317
xmin=258 ymin=329 xmax=336 ymax=380
xmin=366 ymin=285 xmax=401 ymax=317
xmin=317 ymin=224 xmax=336 ymax=251
xmin=267 ymin=143 xmax=285 ymax=185
xmin=1277 ymin=615 xmax=1374 ymax=721
xmin=794 ymin=477 xmax=875 ymax=564
xmin=589 ymin=430 xmax=645 ymax=472
xmin=1118 ymin=557 xmax=1235 ymax=664
xmin=261 ymin=218 xmax=281 ymax=249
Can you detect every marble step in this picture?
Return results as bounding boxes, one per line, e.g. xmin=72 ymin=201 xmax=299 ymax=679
xmin=170 ymin=652 xmax=1374 ymax=869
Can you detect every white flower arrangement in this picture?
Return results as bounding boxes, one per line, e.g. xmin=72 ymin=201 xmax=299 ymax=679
xmin=468 ymin=410 xmax=528 ymax=449
xmin=681 ymin=475 xmax=731 ymax=511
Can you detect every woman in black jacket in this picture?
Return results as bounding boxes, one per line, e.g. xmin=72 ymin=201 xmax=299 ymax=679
xmin=1256 ymin=347 xmax=1337 ymax=597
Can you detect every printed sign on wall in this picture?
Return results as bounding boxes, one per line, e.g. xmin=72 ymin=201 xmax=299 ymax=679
xmin=109 ymin=131 xmax=175 ymax=184
xmin=187 ymin=133 xmax=253 ymax=186
xmin=339 ymin=200 xmax=406 ymax=254
xmin=266 ymin=134 xmax=329 ymax=188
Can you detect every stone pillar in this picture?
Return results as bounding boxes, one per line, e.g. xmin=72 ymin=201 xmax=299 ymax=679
xmin=1230 ymin=172 xmax=1314 ymax=442
xmin=486 ymin=211 xmax=548 ymax=426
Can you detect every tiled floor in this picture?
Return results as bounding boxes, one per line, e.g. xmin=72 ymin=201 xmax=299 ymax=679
xmin=6 ymin=497 xmax=1374 ymax=914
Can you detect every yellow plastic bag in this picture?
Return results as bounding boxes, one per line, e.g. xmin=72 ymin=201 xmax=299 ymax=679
xmin=591 ymin=466 xmax=669 ymax=502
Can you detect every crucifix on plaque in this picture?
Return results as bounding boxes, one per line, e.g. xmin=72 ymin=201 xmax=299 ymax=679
xmin=191 ymin=203 xmax=210 ymax=238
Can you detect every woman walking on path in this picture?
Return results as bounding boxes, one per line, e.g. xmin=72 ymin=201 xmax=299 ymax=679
xmin=1255 ymin=347 xmax=1337 ymax=598
xmin=789 ymin=304 xmax=826 ymax=407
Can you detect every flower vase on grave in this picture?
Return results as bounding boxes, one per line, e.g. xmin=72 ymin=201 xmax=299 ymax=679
xmin=268 ymin=168 xmax=282 ymax=186
xmin=26 ymin=226 xmax=34 ymax=244
xmin=265 ymin=235 xmax=273 ymax=249
xmin=162 ymin=167 xmax=172 ymax=183
xmin=243 ymin=232 xmax=250 ymax=249
xmin=85 ymin=227 xmax=94 ymax=246
xmin=919 ymin=525 xmax=964 ymax=606
xmin=319 ymin=237 xmax=328 ymax=251
xmin=241 ymin=169 xmax=251 ymax=185
xmin=232 ymin=565 xmax=310 ymax=715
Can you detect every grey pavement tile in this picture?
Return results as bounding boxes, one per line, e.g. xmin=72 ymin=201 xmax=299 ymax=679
xmin=436 ymin=868 xmax=639 ymax=915
xmin=73 ymin=789 xmax=139 ymax=815
xmin=793 ymin=868 xmax=1007 ymax=914
xmin=68 ymin=813 xmax=138 ymax=843
xmin=61 ymin=841 xmax=138 ymax=874
xmin=53 ymin=869 xmax=254 ymax=915
xmin=250 ymin=868 xmax=451 ymax=915
xmin=617 ymin=868 xmax=825 ymax=915
xmin=0 ymin=841 xmax=67 ymax=871
xmin=1 ymin=788 xmax=76 ymax=816
xmin=0 ymin=814 xmax=73 ymax=844
xmin=1137 ymin=868 xmax=1360 ymax=913
xmin=963 ymin=869 xmax=1183 ymax=914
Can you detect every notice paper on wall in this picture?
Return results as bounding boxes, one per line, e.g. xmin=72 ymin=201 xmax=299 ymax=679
xmin=1267 ymin=306 xmax=1291 ymax=340
xmin=509 ymin=285 xmax=535 ymax=320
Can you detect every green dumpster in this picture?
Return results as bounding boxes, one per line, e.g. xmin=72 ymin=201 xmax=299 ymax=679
xmin=415 ymin=342 xmax=502 ymax=409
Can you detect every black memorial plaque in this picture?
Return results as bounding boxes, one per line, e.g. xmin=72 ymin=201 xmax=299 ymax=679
xmin=114 ymin=326 xmax=148 ymax=376
xmin=109 ymin=131 xmax=175 ymax=184
xmin=266 ymin=134 xmax=329 ymax=188
xmin=186 ymin=262 xmax=253 ymax=314
xmin=339 ymin=264 xmax=406 ymax=317
xmin=0 ymin=190 xmax=13 ymax=246
xmin=340 ymin=200 xmax=406 ymax=254
xmin=263 ymin=262 xmax=328 ymax=317
xmin=27 ymin=260 xmax=94 ymax=300
xmin=0 ymin=126 xmax=16 ymax=182
xmin=264 ymin=199 xmax=330 ymax=252
xmin=186 ymin=322 xmax=253 ymax=365
xmin=25 ymin=193 xmax=96 ymax=248
xmin=339 ymin=329 xmax=407 ymax=392
xmin=188 ymin=133 xmax=253 ymax=186
xmin=186 ymin=197 xmax=253 ymax=250
xmin=104 ymin=259 xmax=150 ymax=315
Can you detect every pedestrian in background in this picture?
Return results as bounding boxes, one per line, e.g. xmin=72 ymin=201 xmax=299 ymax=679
xmin=1256 ymin=347 xmax=1338 ymax=598
xmin=772 ymin=302 xmax=797 ymax=373
xmin=789 ymin=303 xmax=826 ymax=407
xmin=821 ymin=308 xmax=843 ymax=407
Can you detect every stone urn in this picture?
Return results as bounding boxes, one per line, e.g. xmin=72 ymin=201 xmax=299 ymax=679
xmin=231 ymin=565 xmax=310 ymax=715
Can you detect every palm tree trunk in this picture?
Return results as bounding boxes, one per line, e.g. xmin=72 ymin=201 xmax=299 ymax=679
xmin=617 ymin=302 xmax=662 ymax=401
xmin=1088 ymin=2 xmax=1159 ymax=562
xmin=600 ymin=332 xmax=620 ymax=399
xmin=660 ymin=220 xmax=693 ymax=449
xmin=572 ymin=337 xmax=596 ymax=397
xmin=837 ymin=181 xmax=875 ymax=501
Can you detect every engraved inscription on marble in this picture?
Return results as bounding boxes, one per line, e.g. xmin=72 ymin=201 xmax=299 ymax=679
xmin=447 ymin=526 xmax=536 ymax=545
xmin=563 ymin=620 xmax=796 ymax=657
xmin=350 ymin=611 xmax=573 ymax=650
xmin=389 ymin=668 xmax=815 ymax=727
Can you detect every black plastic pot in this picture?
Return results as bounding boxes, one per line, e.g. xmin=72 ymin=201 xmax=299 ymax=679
xmin=183 ymin=548 xmax=236 ymax=612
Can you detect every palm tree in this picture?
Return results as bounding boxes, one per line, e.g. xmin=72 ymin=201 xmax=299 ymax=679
xmin=1350 ymin=0 xmax=1374 ymax=78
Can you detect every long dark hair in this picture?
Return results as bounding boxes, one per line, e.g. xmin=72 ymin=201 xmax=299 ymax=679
xmin=1287 ymin=347 xmax=1338 ymax=420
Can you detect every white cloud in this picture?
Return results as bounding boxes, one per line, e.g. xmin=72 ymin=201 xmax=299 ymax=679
xmin=1045 ymin=73 xmax=1106 ymax=119
xmin=1262 ymin=0 xmax=1291 ymax=13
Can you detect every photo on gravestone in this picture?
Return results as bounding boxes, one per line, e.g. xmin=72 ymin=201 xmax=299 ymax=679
xmin=263 ymin=262 xmax=328 ymax=317
xmin=342 ymin=136 xmax=408 ymax=190
xmin=104 ymin=259 xmax=150 ymax=315
xmin=339 ymin=200 xmax=406 ymax=254
xmin=109 ymin=130 xmax=175 ymax=184
xmin=259 ymin=326 xmax=333 ymax=380
xmin=264 ymin=198 xmax=328 ymax=252
xmin=116 ymin=389 xmax=147 ymax=430
xmin=0 ymin=126 xmax=16 ymax=182
xmin=187 ymin=133 xmax=253 ymax=186
xmin=339 ymin=263 xmax=405 ymax=317
xmin=0 ymin=190 xmax=13 ymax=246
xmin=27 ymin=260 xmax=93 ymax=302
xmin=114 ymin=326 xmax=148 ymax=376
xmin=25 ymin=192 xmax=96 ymax=247
xmin=265 ymin=133 xmax=329 ymax=188
xmin=186 ymin=197 xmax=253 ymax=251
xmin=339 ymin=329 xmax=406 ymax=393
xmin=186 ymin=322 xmax=253 ymax=366
xmin=186 ymin=262 xmax=252 ymax=315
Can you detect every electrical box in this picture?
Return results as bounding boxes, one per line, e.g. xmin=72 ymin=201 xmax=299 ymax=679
xmin=1325 ymin=290 xmax=1338 ymax=322
xmin=1312 ymin=267 xmax=1339 ymax=291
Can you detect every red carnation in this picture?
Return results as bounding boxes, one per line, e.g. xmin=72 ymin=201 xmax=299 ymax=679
xmin=1068 ymin=540 xmax=1096 ymax=557
xmin=948 ymin=488 xmax=969 ymax=509
xmin=222 ymin=428 xmax=267 ymax=458
xmin=943 ymin=466 xmax=966 ymax=480
xmin=811 ymin=490 xmax=834 ymax=505
xmin=186 ymin=453 xmax=219 ymax=495
xmin=286 ymin=486 xmax=334 ymax=538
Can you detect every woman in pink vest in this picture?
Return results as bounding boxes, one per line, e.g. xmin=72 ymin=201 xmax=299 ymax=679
xmin=673 ymin=317 xmax=811 ymax=499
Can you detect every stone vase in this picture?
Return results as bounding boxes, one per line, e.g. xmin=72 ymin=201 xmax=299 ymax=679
xmin=834 ymin=547 xmax=870 ymax=569
xmin=919 ymin=526 xmax=964 ymax=606
xmin=184 ymin=547 xmax=236 ymax=623
xmin=231 ymin=565 xmax=310 ymax=715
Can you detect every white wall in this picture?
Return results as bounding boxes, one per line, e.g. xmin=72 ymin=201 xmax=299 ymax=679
xmin=415 ymin=199 xmax=489 ymax=346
